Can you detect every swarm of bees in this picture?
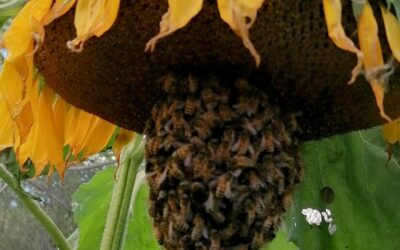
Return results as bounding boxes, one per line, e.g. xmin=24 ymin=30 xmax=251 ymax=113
xmin=144 ymin=73 xmax=303 ymax=249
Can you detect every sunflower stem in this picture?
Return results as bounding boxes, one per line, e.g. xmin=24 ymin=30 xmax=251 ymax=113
xmin=0 ymin=163 xmax=71 ymax=250
xmin=100 ymin=134 xmax=145 ymax=250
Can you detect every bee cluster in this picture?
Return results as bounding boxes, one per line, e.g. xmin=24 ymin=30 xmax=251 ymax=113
xmin=144 ymin=73 xmax=303 ymax=250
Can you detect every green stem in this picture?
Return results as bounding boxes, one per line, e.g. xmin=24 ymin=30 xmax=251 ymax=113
xmin=0 ymin=163 xmax=71 ymax=250
xmin=100 ymin=134 xmax=145 ymax=250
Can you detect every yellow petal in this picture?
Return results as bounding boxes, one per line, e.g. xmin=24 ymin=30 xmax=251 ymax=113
xmin=64 ymin=105 xmax=78 ymax=146
xmin=113 ymin=128 xmax=135 ymax=162
xmin=145 ymin=0 xmax=203 ymax=52
xmin=67 ymin=108 xmax=94 ymax=156
xmin=0 ymin=97 xmax=14 ymax=151
xmin=3 ymin=0 xmax=52 ymax=60
xmin=52 ymin=96 xmax=68 ymax=144
xmin=43 ymin=0 xmax=77 ymax=25
xmin=93 ymin=0 xmax=120 ymax=37
xmin=0 ymin=61 xmax=24 ymax=110
xmin=37 ymin=85 xmax=64 ymax=171
xmin=67 ymin=0 xmax=120 ymax=52
xmin=323 ymin=0 xmax=364 ymax=84
xmin=381 ymin=6 xmax=400 ymax=62
xmin=217 ymin=0 xmax=262 ymax=66
xmin=382 ymin=119 xmax=400 ymax=144
xmin=82 ymin=118 xmax=116 ymax=156
xmin=358 ymin=4 xmax=391 ymax=122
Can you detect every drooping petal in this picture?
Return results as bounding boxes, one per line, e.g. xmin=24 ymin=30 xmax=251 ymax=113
xmin=382 ymin=119 xmax=400 ymax=144
xmin=323 ymin=0 xmax=364 ymax=84
xmin=381 ymin=6 xmax=400 ymax=62
xmin=81 ymin=117 xmax=117 ymax=156
xmin=3 ymin=0 xmax=52 ymax=60
xmin=67 ymin=0 xmax=120 ymax=52
xmin=217 ymin=0 xmax=263 ymax=66
xmin=52 ymin=95 xmax=68 ymax=143
xmin=145 ymin=0 xmax=203 ymax=52
xmin=43 ymin=0 xmax=77 ymax=25
xmin=0 ymin=96 xmax=14 ymax=151
xmin=358 ymin=3 xmax=391 ymax=122
xmin=113 ymin=128 xmax=135 ymax=163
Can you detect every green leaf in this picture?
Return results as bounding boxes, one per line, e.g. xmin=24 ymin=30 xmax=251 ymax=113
xmin=266 ymin=229 xmax=298 ymax=250
xmin=286 ymin=127 xmax=400 ymax=249
xmin=73 ymin=167 xmax=115 ymax=250
xmin=125 ymin=184 xmax=160 ymax=250
xmin=73 ymin=166 xmax=159 ymax=250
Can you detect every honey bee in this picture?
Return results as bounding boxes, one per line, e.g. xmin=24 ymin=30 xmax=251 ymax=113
xmin=242 ymin=117 xmax=257 ymax=135
xmin=168 ymin=191 xmax=178 ymax=213
xmin=262 ymin=216 xmax=273 ymax=233
xmin=215 ymin=141 xmax=231 ymax=164
xmin=173 ymin=196 xmax=190 ymax=232
xmin=190 ymin=136 xmax=206 ymax=148
xmin=248 ymin=171 xmax=265 ymax=191
xmin=246 ymin=98 xmax=260 ymax=116
xmin=146 ymin=137 xmax=162 ymax=156
xmin=185 ymin=95 xmax=199 ymax=116
xmin=200 ymin=161 xmax=214 ymax=181
xmin=274 ymin=151 xmax=295 ymax=165
xmin=172 ymin=111 xmax=189 ymax=136
xmin=155 ymin=117 xmax=168 ymax=137
xmin=188 ymin=73 xmax=199 ymax=93
xmin=227 ymin=244 xmax=249 ymax=250
xmin=260 ymin=129 xmax=274 ymax=153
xmin=154 ymin=224 xmax=163 ymax=244
xmin=282 ymin=191 xmax=293 ymax=211
xmin=218 ymin=87 xmax=231 ymax=103
xmin=168 ymin=160 xmax=185 ymax=180
xmin=233 ymin=96 xmax=249 ymax=115
xmin=251 ymin=114 xmax=265 ymax=132
xmin=191 ymin=182 xmax=208 ymax=204
xmin=251 ymin=229 xmax=265 ymax=249
xmin=148 ymin=200 xmax=157 ymax=217
xmin=193 ymin=154 xmax=206 ymax=177
xmin=191 ymin=214 xmax=205 ymax=240
xmin=163 ymin=73 xmax=175 ymax=93
xmin=216 ymin=173 xmax=233 ymax=199
xmin=222 ymin=128 xmax=235 ymax=146
xmin=219 ymin=104 xmax=235 ymax=122
xmin=275 ymin=168 xmax=285 ymax=195
xmin=205 ymin=193 xmax=226 ymax=224
xmin=286 ymin=113 xmax=299 ymax=133
xmin=209 ymin=209 xmax=226 ymax=224
xmin=235 ymin=78 xmax=252 ymax=92
xmin=210 ymin=230 xmax=221 ymax=250
xmin=193 ymin=118 xmax=211 ymax=139
xmin=232 ymin=185 xmax=250 ymax=210
xmin=157 ymin=189 xmax=168 ymax=201
xmin=234 ymin=155 xmax=256 ymax=168
xmin=160 ymin=220 xmax=170 ymax=236
xmin=179 ymin=235 xmax=192 ymax=249
xmin=195 ymin=242 xmax=207 ymax=250
xmin=232 ymin=133 xmax=255 ymax=156
xmin=253 ymin=193 xmax=266 ymax=216
xmin=202 ymin=110 xmax=219 ymax=127
xmin=172 ymin=144 xmax=192 ymax=167
xmin=201 ymin=88 xmax=217 ymax=110
xmin=168 ymin=98 xmax=185 ymax=114
xmin=244 ymin=199 xmax=256 ymax=226
xmin=220 ymin=221 xmax=241 ymax=241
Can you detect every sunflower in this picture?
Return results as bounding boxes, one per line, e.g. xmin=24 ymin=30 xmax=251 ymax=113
xmin=1 ymin=0 xmax=400 ymax=248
